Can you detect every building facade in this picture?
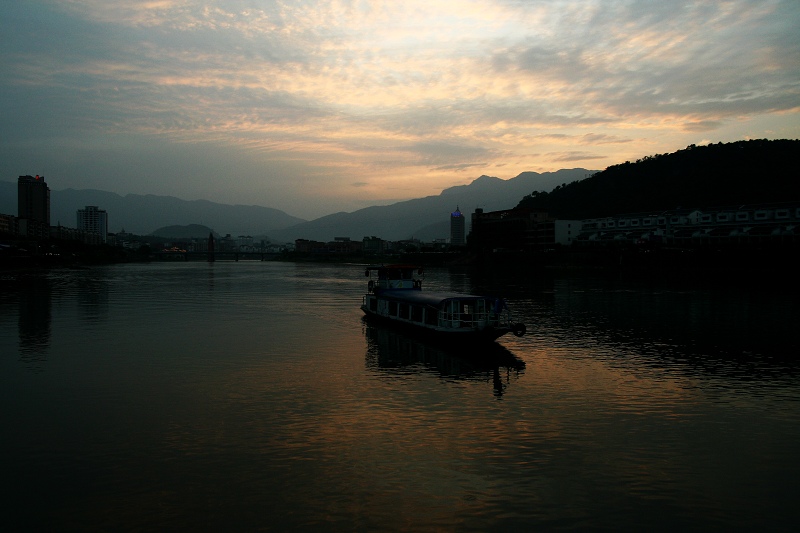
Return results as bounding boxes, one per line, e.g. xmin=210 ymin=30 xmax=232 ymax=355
xmin=469 ymin=207 xmax=555 ymax=253
xmin=77 ymin=206 xmax=108 ymax=243
xmin=450 ymin=206 xmax=465 ymax=246
xmin=362 ymin=236 xmax=384 ymax=254
xmin=18 ymin=175 xmax=50 ymax=225
xmin=577 ymin=204 xmax=800 ymax=246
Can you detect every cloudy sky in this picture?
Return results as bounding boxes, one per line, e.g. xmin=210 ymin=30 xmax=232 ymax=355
xmin=2 ymin=1 xmax=798 ymax=219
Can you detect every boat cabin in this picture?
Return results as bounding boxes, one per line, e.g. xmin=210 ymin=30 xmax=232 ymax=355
xmin=365 ymin=264 xmax=423 ymax=292
xmin=362 ymin=264 xmax=525 ymax=339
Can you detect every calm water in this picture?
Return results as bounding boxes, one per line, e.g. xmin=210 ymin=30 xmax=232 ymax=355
xmin=1 ymin=261 xmax=798 ymax=531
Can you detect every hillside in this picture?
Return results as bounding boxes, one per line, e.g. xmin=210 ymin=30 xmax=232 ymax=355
xmin=516 ymin=139 xmax=800 ymax=218
xmin=271 ymin=168 xmax=595 ymax=242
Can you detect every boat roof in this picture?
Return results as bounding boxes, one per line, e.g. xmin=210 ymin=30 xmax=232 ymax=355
xmin=365 ymin=264 xmax=422 ymax=271
xmin=376 ymin=289 xmax=502 ymax=307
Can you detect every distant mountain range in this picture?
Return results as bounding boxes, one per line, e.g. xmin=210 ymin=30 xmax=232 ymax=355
xmin=0 ymin=183 xmax=304 ymax=238
xmin=1 ymin=168 xmax=594 ymax=242
xmin=150 ymin=224 xmax=220 ymax=239
xmin=4 ymin=139 xmax=797 ymax=243
xmin=268 ymin=169 xmax=595 ymax=242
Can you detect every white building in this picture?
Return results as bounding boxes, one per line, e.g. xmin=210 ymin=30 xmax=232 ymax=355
xmin=554 ymin=220 xmax=582 ymax=246
xmin=76 ymin=205 xmax=108 ymax=243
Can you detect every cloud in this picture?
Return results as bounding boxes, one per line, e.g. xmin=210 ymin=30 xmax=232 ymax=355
xmin=579 ymin=134 xmax=634 ymax=145
xmin=490 ymin=1 xmax=800 ymax=122
xmin=1 ymin=0 xmax=798 ymax=219
xmin=682 ymin=120 xmax=724 ymax=132
xmin=547 ymin=151 xmax=608 ymax=163
xmin=433 ymin=163 xmax=487 ymax=172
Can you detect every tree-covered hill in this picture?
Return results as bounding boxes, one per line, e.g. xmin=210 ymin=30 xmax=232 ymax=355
xmin=516 ymin=139 xmax=800 ymax=219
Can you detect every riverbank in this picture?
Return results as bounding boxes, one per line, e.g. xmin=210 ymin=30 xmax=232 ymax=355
xmin=4 ymin=237 xmax=797 ymax=287
xmin=0 ymin=238 xmax=149 ymax=270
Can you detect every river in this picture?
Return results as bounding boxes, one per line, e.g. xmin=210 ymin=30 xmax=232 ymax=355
xmin=1 ymin=261 xmax=798 ymax=531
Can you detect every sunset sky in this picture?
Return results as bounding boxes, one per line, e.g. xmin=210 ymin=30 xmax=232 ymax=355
xmin=2 ymin=0 xmax=798 ymax=219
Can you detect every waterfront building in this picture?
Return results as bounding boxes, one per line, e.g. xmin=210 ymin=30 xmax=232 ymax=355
xmin=18 ymin=175 xmax=50 ymax=226
xmin=362 ymin=236 xmax=384 ymax=254
xmin=0 ymin=213 xmax=16 ymax=235
xmin=575 ymin=203 xmax=800 ymax=246
xmin=76 ymin=205 xmax=108 ymax=243
xmin=295 ymin=238 xmax=362 ymax=254
xmin=450 ymin=206 xmax=465 ymax=246
xmin=469 ymin=207 xmax=554 ymax=253
xmin=236 ymin=235 xmax=255 ymax=251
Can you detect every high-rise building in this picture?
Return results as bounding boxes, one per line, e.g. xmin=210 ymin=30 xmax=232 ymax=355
xmin=77 ymin=206 xmax=108 ymax=243
xmin=18 ymin=175 xmax=50 ymax=225
xmin=450 ymin=205 xmax=465 ymax=246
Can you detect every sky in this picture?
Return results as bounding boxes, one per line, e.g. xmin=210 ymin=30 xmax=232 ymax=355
xmin=1 ymin=1 xmax=799 ymax=220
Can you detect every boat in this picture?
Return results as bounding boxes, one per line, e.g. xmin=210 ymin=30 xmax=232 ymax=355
xmin=360 ymin=264 xmax=526 ymax=342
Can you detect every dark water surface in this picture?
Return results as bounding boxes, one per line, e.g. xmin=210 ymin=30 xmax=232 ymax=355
xmin=2 ymin=262 xmax=798 ymax=531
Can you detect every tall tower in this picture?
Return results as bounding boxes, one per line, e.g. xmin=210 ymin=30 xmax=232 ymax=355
xmin=18 ymin=175 xmax=50 ymax=225
xmin=450 ymin=206 xmax=465 ymax=246
xmin=77 ymin=206 xmax=108 ymax=243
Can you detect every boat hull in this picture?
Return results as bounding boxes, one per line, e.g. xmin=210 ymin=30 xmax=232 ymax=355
xmin=364 ymin=317 xmax=526 ymax=373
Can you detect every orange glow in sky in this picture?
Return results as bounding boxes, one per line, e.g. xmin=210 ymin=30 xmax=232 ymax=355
xmin=1 ymin=1 xmax=798 ymax=218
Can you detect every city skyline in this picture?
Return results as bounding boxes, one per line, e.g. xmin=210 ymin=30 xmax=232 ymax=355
xmin=2 ymin=1 xmax=799 ymax=220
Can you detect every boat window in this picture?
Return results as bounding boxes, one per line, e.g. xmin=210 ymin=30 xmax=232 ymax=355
xmin=389 ymin=301 xmax=397 ymax=316
xmin=444 ymin=300 xmax=459 ymax=327
xmin=424 ymin=307 xmax=438 ymax=326
xmin=448 ymin=300 xmax=460 ymax=317
xmin=410 ymin=306 xmax=423 ymax=322
xmin=399 ymin=303 xmax=409 ymax=319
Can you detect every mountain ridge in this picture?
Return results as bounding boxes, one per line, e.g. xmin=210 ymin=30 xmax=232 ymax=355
xmin=269 ymin=168 xmax=594 ymax=241
xmin=2 ymin=168 xmax=594 ymax=241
